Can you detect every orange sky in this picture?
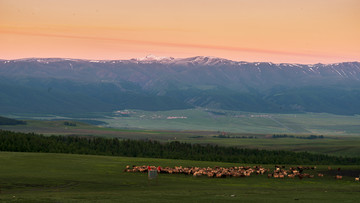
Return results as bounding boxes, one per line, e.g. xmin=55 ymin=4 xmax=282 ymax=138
xmin=1 ymin=0 xmax=359 ymax=63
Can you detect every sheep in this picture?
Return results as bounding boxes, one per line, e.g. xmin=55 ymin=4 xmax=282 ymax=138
xmin=125 ymin=165 xmax=326 ymax=181
xmin=335 ymin=175 xmax=342 ymax=180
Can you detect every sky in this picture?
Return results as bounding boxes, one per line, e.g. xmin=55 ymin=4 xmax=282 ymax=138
xmin=1 ymin=0 xmax=359 ymax=63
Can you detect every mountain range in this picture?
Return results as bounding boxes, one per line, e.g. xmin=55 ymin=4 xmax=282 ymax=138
xmin=1 ymin=56 xmax=360 ymax=115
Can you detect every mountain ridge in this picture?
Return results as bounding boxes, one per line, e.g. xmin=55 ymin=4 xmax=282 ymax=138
xmin=2 ymin=55 xmax=359 ymax=66
xmin=1 ymin=56 xmax=360 ymax=115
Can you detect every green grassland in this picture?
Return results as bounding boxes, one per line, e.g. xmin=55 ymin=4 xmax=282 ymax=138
xmin=0 ymin=152 xmax=359 ymax=202
xmin=1 ymin=117 xmax=360 ymax=157
xmin=98 ymin=109 xmax=360 ymax=135
xmin=5 ymin=108 xmax=360 ymax=135
xmin=0 ymin=119 xmax=199 ymax=139
xmin=2 ymin=108 xmax=360 ymax=157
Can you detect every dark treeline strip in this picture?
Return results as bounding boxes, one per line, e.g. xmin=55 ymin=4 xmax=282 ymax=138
xmin=0 ymin=130 xmax=359 ymax=165
xmin=213 ymin=135 xmax=257 ymax=139
xmin=0 ymin=116 xmax=26 ymax=125
xmin=273 ymin=134 xmax=324 ymax=139
xmin=63 ymin=121 xmax=77 ymax=127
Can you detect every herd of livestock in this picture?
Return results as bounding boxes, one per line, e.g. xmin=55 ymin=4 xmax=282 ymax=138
xmin=125 ymin=165 xmax=360 ymax=181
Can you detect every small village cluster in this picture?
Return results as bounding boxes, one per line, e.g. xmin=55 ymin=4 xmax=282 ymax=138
xmin=125 ymin=165 xmax=359 ymax=181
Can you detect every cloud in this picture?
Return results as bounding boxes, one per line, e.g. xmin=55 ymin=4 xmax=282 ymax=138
xmin=1 ymin=28 xmax=327 ymax=58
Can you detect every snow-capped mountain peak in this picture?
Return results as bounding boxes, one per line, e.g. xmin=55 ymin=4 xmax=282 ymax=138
xmin=183 ymin=56 xmax=235 ymax=66
xmin=136 ymin=54 xmax=174 ymax=61
xmin=133 ymin=55 xmax=237 ymax=66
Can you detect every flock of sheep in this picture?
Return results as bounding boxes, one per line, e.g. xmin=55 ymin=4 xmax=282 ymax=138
xmin=125 ymin=165 xmax=360 ymax=181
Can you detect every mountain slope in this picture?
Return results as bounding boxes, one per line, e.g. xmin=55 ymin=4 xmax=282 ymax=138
xmin=1 ymin=57 xmax=360 ymax=115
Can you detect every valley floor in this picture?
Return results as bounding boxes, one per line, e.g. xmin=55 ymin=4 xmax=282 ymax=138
xmin=2 ymin=117 xmax=360 ymax=157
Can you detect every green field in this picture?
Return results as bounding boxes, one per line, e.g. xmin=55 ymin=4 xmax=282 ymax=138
xmin=1 ymin=117 xmax=360 ymax=157
xmin=5 ymin=109 xmax=360 ymax=135
xmin=99 ymin=109 xmax=360 ymax=135
xmin=2 ymin=109 xmax=360 ymax=158
xmin=0 ymin=152 xmax=359 ymax=202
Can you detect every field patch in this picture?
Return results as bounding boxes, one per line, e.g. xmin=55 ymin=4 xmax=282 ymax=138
xmin=1 ymin=115 xmax=360 ymax=157
xmin=5 ymin=109 xmax=360 ymax=135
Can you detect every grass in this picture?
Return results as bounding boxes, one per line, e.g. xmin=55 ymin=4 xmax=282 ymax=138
xmin=2 ymin=108 xmax=360 ymax=157
xmin=97 ymin=109 xmax=360 ymax=135
xmin=1 ymin=110 xmax=360 ymax=201
xmin=5 ymin=108 xmax=360 ymax=135
xmin=4 ymin=108 xmax=360 ymax=135
xmin=0 ymin=152 xmax=359 ymax=202
xmin=1 ymin=117 xmax=360 ymax=157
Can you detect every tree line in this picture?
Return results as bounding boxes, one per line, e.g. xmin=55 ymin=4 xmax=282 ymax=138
xmin=0 ymin=130 xmax=359 ymax=165
xmin=213 ymin=135 xmax=257 ymax=139
xmin=63 ymin=121 xmax=77 ymax=126
xmin=0 ymin=116 xmax=26 ymax=125
xmin=272 ymin=134 xmax=324 ymax=139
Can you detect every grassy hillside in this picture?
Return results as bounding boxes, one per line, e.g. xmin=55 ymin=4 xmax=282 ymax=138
xmin=0 ymin=152 xmax=359 ymax=202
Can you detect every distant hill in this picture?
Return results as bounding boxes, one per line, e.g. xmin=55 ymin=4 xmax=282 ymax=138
xmin=0 ymin=116 xmax=26 ymax=125
xmin=1 ymin=57 xmax=360 ymax=115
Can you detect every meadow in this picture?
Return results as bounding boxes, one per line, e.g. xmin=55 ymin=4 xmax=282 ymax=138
xmin=5 ymin=108 xmax=360 ymax=135
xmin=0 ymin=152 xmax=359 ymax=202
xmin=99 ymin=109 xmax=360 ymax=135
xmin=1 ymin=110 xmax=360 ymax=202
xmin=1 ymin=116 xmax=360 ymax=157
xmin=2 ymin=113 xmax=360 ymax=158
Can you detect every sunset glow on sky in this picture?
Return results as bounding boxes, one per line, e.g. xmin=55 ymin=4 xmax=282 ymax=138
xmin=1 ymin=0 xmax=359 ymax=63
